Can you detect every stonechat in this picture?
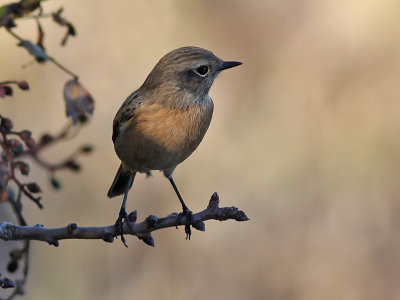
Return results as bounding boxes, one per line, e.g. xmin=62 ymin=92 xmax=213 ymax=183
xmin=108 ymin=46 xmax=242 ymax=245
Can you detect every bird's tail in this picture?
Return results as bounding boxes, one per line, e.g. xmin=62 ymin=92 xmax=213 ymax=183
xmin=107 ymin=164 xmax=136 ymax=198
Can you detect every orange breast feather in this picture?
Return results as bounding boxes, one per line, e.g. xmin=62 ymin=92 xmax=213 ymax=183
xmin=134 ymin=103 xmax=207 ymax=152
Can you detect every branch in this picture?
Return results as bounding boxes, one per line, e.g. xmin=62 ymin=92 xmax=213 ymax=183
xmin=1 ymin=190 xmax=30 ymax=299
xmin=0 ymin=193 xmax=249 ymax=247
xmin=5 ymin=28 xmax=79 ymax=80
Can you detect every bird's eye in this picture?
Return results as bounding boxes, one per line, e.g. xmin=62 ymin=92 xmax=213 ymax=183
xmin=195 ymin=65 xmax=209 ymax=77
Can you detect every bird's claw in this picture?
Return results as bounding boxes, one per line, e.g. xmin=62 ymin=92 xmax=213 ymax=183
xmin=114 ymin=208 xmax=130 ymax=247
xmin=175 ymin=208 xmax=193 ymax=240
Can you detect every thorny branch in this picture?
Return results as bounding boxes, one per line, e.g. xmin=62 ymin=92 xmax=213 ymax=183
xmin=0 ymin=193 xmax=249 ymax=247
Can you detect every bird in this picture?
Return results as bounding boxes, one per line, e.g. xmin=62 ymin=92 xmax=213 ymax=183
xmin=108 ymin=46 xmax=242 ymax=246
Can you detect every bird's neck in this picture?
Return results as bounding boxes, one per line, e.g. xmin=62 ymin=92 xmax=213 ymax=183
xmin=141 ymin=84 xmax=212 ymax=110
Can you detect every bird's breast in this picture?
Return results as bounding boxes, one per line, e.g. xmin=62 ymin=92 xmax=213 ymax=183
xmin=135 ymin=102 xmax=213 ymax=153
xmin=115 ymin=100 xmax=213 ymax=172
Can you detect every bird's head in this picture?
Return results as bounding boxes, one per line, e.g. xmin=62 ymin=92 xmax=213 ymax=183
xmin=141 ymin=46 xmax=242 ymax=105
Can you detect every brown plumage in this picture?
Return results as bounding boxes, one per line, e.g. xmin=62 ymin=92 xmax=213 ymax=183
xmin=108 ymin=46 xmax=242 ymax=244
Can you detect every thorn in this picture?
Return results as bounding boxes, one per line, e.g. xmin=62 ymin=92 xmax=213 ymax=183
xmin=137 ymin=233 xmax=155 ymax=247
xmin=128 ymin=210 xmax=137 ymax=223
xmin=211 ymin=192 xmax=219 ymax=200
xmin=207 ymin=192 xmax=220 ymax=209
xmin=192 ymin=220 xmax=205 ymax=232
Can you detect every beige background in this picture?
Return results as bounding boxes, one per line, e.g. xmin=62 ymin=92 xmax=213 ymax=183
xmin=1 ymin=0 xmax=400 ymax=299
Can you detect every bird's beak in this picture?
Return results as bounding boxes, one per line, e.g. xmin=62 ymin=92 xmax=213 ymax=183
xmin=219 ymin=61 xmax=243 ymax=71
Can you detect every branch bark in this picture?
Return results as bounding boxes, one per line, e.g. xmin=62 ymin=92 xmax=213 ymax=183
xmin=0 ymin=193 xmax=249 ymax=247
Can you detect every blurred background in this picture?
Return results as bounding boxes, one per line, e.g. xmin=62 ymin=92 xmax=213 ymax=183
xmin=1 ymin=0 xmax=400 ymax=299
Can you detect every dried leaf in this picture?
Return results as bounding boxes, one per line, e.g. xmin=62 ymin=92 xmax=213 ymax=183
xmin=0 ymin=4 xmax=9 ymax=20
xmin=0 ymin=81 xmax=28 ymax=98
xmin=18 ymin=40 xmax=48 ymax=62
xmin=6 ymin=138 xmax=20 ymax=149
xmin=0 ymin=14 xmax=16 ymax=28
xmin=0 ymin=0 xmax=41 ymax=28
xmin=1 ymin=117 xmax=13 ymax=131
xmin=52 ymin=7 xmax=76 ymax=46
xmin=36 ymin=20 xmax=44 ymax=49
xmin=0 ymin=275 xmax=16 ymax=288
xmin=50 ymin=177 xmax=61 ymax=190
xmin=80 ymin=145 xmax=93 ymax=153
xmin=0 ymin=3 xmax=21 ymax=28
xmin=4 ymin=86 xmax=12 ymax=96
xmin=64 ymin=160 xmax=80 ymax=172
xmin=0 ymin=86 xmax=13 ymax=97
xmin=26 ymin=182 xmax=42 ymax=193
xmin=19 ymin=129 xmax=32 ymax=139
xmin=17 ymin=80 xmax=29 ymax=90
xmin=24 ymin=138 xmax=36 ymax=149
xmin=7 ymin=260 xmax=18 ymax=273
xmin=63 ymin=79 xmax=94 ymax=125
xmin=20 ymin=0 xmax=42 ymax=15
xmin=10 ymin=141 xmax=23 ymax=156
xmin=17 ymin=161 xmax=30 ymax=176
xmin=0 ymin=276 xmax=16 ymax=288
xmin=39 ymin=133 xmax=53 ymax=145
xmin=61 ymin=24 xmax=75 ymax=46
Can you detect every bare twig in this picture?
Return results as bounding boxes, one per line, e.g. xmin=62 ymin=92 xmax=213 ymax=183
xmin=18 ymin=13 xmax=53 ymax=20
xmin=0 ymin=193 xmax=249 ymax=247
xmin=5 ymin=28 xmax=23 ymax=42
xmin=47 ymin=56 xmax=78 ymax=80
xmin=5 ymin=28 xmax=79 ymax=80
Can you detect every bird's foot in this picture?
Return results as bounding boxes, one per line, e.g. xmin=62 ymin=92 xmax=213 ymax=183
xmin=175 ymin=207 xmax=193 ymax=240
xmin=114 ymin=208 xmax=131 ymax=247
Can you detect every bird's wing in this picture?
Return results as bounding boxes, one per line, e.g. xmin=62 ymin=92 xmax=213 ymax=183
xmin=112 ymin=90 xmax=142 ymax=143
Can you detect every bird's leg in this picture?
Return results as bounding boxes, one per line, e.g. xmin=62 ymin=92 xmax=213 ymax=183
xmin=168 ymin=177 xmax=192 ymax=240
xmin=114 ymin=171 xmax=135 ymax=247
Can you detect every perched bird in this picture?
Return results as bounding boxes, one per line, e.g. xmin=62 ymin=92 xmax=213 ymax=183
xmin=108 ymin=46 xmax=242 ymax=245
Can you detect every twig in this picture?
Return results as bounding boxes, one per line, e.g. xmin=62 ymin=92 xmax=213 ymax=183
xmin=18 ymin=13 xmax=53 ymax=20
xmin=47 ymin=56 xmax=78 ymax=80
xmin=5 ymin=28 xmax=79 ymax=80
xmin=0 ymin=193 xmax=249 ymax=247
xmin=4 ymin=120 xmax=84 ymax=173
xmin=5 ymin=29 xmax=23 ymax=42
xmin=2 ymin=193 xmax=30 ymax=299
